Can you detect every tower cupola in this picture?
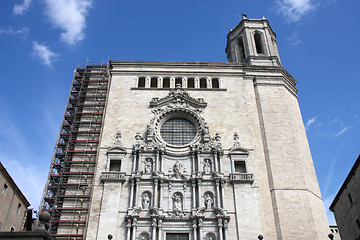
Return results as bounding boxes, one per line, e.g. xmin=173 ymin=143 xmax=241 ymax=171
xmin=225 ymin=16 xmax=281 ymax=66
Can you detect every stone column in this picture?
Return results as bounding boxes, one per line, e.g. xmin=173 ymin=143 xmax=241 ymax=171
xmin=196 ymin=151 xmax=200 ymax=172
xmin=159 ymin=180 xmax=164 ymax=208
xmin=129 ymin=179 xmax=135 ymax=207
xmin=212 ymin=151 xmax=217 ymax=172
xmin=191 ymin=152 xmax=195 ymax=173
xmin=155 ymin=150 xmax=159 ymax=172
xmin=218 ymin=219 xmax=223 ymax=240
xmin=154 ymin=178 xmax=159 ymax=207
xmin=215 ymin=179 xmax=220 ymax=208
xmin=137 ymin=151 xmax=142 ymax=171
xmin=198 ymin=219 xmax=203 ymax=240
xmin=132 ymin=152 xmax=138 ymax=172
xmin=126 ymin=219 xmax=131 ymax=240
xmin=192 ymin=220 xmax=197 ymax=240
xmin=158 ymin=219 xmax=163 ymax=240
xmin=192 ymin=180 xmax=196 ymax=208
xmin=197 ymin=179 xmax=202 ymax=207
xmin=217 ymin=152 xmax=222 ymax=173
xmin=224 ymin=219 xmax=228 ymax=240
xmin=135 ymin=178 xmax=140 ymax=207
xmin=152 ymin=218 xmax=157 ymax=240
xmin=220 ymin=180 xmax=225 ymax=208
xmin=131 ymin=218 xmax=137 ymax=240
xmin=160 ymin=151 xmax=163 ymax=173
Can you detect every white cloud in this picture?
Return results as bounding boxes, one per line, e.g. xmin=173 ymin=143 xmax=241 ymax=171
xmin=0 ymin=27 xmax=29 ymax=35
xmin=44 ymin=0 xmax=93 ymax=45
xmin=286 ymin=32 xmax=301 ymax=45
xmin=334 ymin=126 xmax=351 ymax=137
xmin=275 ymin=0 xmax=317 ymax=22
xmin=13 ymin=0 xmax=32 ymax=15
xmin=305 ymin=116 xmax=316 ymax=130
xmin=32 ymin=41 xmax=58 ymax=68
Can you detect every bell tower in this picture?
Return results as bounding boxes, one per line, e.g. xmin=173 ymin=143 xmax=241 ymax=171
xmin=225 ymin=16 xmax=281 ymax=66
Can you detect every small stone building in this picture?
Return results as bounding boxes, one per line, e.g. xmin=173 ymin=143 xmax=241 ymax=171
xmin=330 ymin=155 xmax=360 ymax=240
xmin=0 ymin=162 xmax=30 ymax=232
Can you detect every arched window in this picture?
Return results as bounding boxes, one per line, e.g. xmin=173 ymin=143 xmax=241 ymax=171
xmin=163 ymin=77 xmax=170 ymax=88
xmin=138 ymin=77 xmax=145 ymax=88
xmin=238 ymin=38 xmax=246 ymax=59
xmin=200 ymin=78 xmax=207 ymax=88
xmin=150 ymin=77 xmax=158 ymax=88
xmin=187 ymin=78 xmax=195 ymax=88
xmin=211 ymin=78 xmax=219 ymax=89
xmin=175 ymin=77 xmax=182 ymax=87
xmin=254 ymin=32 xmax=264 ymax=54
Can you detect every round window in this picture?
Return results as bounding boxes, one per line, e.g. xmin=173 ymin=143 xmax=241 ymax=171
xmin=160 ymin=118 xmax=196 ymax=146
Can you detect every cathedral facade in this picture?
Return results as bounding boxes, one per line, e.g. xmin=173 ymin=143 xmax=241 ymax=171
xmin=41 ymin=17 xmax=329 ymax=240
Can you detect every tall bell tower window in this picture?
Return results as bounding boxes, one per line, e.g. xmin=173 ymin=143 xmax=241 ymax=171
xmin=238 ymin=38 xmax=246 ymax=60
xmin=254 ymin=32 xmax=264 ymax=54
xmin=160 ymin=118 xmax=196 ymax=146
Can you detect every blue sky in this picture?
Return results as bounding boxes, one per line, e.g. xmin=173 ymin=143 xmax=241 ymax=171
xmin=0 ymin=0 xmax=359 ymax=225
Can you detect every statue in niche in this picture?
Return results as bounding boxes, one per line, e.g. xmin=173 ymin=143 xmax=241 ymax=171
xmin=172 ymin=193 xmax=183 ymax=211
xmin=143 ymin=158 xmax=152 ymax=173
xmin=173 ymin=161 xmax=183 ymax=175
xmin=142 ymin=192 xmax=151 ymax=209
xmin=203 ymin=159 xmax=212 ymax=174
xmin=204 ymin=193 xmax=213 ymax=210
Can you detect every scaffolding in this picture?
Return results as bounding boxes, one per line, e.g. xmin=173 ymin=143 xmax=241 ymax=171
xmin=40 ymin=62 xmax=109 ymax=239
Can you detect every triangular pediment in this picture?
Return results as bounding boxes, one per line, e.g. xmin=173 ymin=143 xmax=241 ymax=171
xmin=150 ymin=86 xmax=207 ymax=109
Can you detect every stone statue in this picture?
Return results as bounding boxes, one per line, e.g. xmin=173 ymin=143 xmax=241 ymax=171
xmin=142 ymin=192 xmax=151 ymax=209
xmin=114 ymin=130 xmax=122 ymax=145
xmin=203 ymin=159 xmax=211 ymax=174
xmin=204 ymin=193 xmax=213 ymax=210
xmin=172 ymin=193 xmax=182 ymax=211
xmin=173 ymin=161 xmax=182 ymax=175
xmin=143 ymin=158 xmax=152 ymax=173
xmin=147 ymin=124 xmax=154 ymax=136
